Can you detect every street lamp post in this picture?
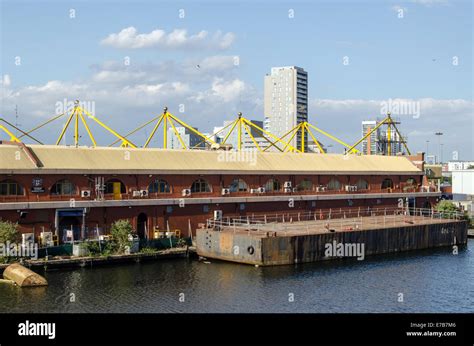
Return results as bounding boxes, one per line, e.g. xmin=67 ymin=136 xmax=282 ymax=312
xmin=435 ymin=132 xmax=443 ymax=164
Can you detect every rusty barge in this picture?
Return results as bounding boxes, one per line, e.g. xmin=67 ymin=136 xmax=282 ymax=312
xmin=196 ymin=207 xmax=469 ymax=266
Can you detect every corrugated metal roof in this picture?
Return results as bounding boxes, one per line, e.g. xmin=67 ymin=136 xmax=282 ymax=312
xmin=0 ymin=144 xmax=422 ymax=175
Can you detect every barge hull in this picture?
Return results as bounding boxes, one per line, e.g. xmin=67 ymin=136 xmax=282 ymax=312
xmin=196 ymin=220 xmax=468 ymax=266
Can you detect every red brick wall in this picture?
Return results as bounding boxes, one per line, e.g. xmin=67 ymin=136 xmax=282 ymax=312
xmin=0 ymin=172 xmax=423 ymax=202
xmin=1 ymin=195 xmax=438 ymax=241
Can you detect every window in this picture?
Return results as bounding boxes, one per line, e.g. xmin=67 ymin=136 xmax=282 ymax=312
xmin=0 ymin=180 xmax=24 ymax=196
xmin=297 ymin=180 xmax=312 ymax=191
xmin=328 ymin=178 xmax=341 ymax=191
xmin=381 ymin=178 xmax=394 ymax=189
xmin=229 ymin=179 xmax=248 ymax=192
xmin=51 ymin=179 xmax=76 ymax=195
xmin=191 ymin=179 xmax=211 ymax=193
xmin=148 ymin=179 xmax=171 ymax=193
xmin=356 ymin=179 xmax=369 ymax=190
xmin=264 ymin=179 xmax=281 ymax=192
xmin=104 ymin=179 xmax=126 ymax=194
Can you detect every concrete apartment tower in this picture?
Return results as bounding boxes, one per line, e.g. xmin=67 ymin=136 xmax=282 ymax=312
xmin=361 ymin=120 xmax=403 ymax=156
xmin=264 ymin=66 xmax=308 ymax=151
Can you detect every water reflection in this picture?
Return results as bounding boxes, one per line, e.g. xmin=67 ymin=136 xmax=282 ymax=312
xmin=0 ymin=241 xmax=472 ymax=313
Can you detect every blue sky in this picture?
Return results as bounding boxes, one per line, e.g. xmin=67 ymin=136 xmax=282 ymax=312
xmin=1 ymin=0 xmax=473 ymax=159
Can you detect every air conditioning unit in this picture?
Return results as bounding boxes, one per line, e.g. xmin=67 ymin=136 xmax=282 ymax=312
xmin=345 ymin=185 xmax=357 ymax=192
xmin=81 ymin=190 xmax=91 ymax=198
xmin=22 ymin=233 xmax=35 ymax=246
xmin=316 ymin=186 xmax=327 ymax=192
xmin=214 ymin=210 xmax=223 ymax=221
xmin=40 ymin=231 xmax=54 ymax=247
xmin=221 ymin=188 xmax=230 ymax=196
xmin=140 ymin=190 xmax=149 ymax=197
xmin=250 ymin=188 xmax=257 ymax=194
xmin=284 ymin=187 xmax=292 ymax=193
xmin=182 ymin=189 xmax=191 ymax=197
xmin=284 ymin=181 xmax=292 ymax=188
xmin=257 ymin=187 xmax=266 ymax=193
xmin=132 ymin=190 xmax=142 ymax=197
xmin=292 ymin=188 xmax=298 ymax=192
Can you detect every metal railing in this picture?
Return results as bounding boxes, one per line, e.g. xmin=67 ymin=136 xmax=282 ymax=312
xmin=205 ymin=206 xmax=466 ymax=234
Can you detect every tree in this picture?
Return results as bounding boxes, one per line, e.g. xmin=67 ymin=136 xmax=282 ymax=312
xmin=110 ymin=219 xmax=133 ymax=254
xmin=435 ymin=200 xmax=462 ymax=219
xmin=0 ymin=220 xmax=20 ymax=244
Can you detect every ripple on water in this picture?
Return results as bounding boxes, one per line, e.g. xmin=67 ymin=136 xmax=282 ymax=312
xmin=1 ymin=241 xmax=473 ymax=313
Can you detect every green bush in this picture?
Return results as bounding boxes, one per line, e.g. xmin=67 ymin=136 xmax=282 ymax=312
xmin=84 ymin=241 xmax=102 ymax=256
xmin=139 ymin=247 xmax=158 ymax=254
xmin=435 ymin=200 xmax=468 ymax=220
xmin=175 ymin=238 xmax=187 ymax=247
xmin=0 ymin=221 xmax=20 ymax=263
xmin=0 ymin=220 xmax=20 ymax=244
xmin=110 ymin=219 xmax=133 ymax=254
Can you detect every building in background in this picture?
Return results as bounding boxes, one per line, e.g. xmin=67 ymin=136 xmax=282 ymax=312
xmin=452 ymin=170 xmax=474 ymax=198
xmin=361 ymin=118 xmax=404 ymax=156
xmin=212 ymin=120 xmax=264 ymax=151
xmin=264 ymin=66 xmax=308 ymax=151
xmin=448 ymin=161 xmax=474 ymax=172
xmin=167 ymin=127 xmax=205 ymax=149
xmin=362 ymin=121 xmax=378 ymax=155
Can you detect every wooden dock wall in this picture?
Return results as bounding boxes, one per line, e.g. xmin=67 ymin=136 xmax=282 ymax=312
xmin=196 ymin=220 xmax=468 ymax=266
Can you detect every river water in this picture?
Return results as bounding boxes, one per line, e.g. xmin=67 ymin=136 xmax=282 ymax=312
xmin=1 ymin=240 xmax=473 ymax=313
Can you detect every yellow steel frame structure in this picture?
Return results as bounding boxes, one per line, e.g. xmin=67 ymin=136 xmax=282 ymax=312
xmin=267 ymin=121 xmax=359 ymax=154
xmin=137 ymin=107 xmax=217 ymax=148
xmin=218 ymin=113 xmax=300 ymax=152
xmin=346 ymin=113 xmax=411 ymax=155
xmin=0 ymin=124 xmax=21 ymax=142
xmin=0 ymin=118 xmax=43 ymax=144
xmin=54 ymin=100 xmax=136 ymax=148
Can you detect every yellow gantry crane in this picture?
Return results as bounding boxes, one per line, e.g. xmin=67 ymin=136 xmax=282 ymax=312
xmin=0 ymin=118 xmax=43 ymax=144
xmin=0 ymin=124 xmax=21 ymax=142
xmin=108 ymin=107 xmax=216 ymax=149
xmin=13 ymin=100 xmax=136 ymax=148
xmin=216 ymin=112 xmax=300 ymax=152
xmin=189 ymin=112 xmax=300 ymax=152
xmin=272 ymin=121 xmax=360 ymax=154
xmin=346 ymin=113 xmax=411 ymax=155
xmin=55 ymin=100 xmax=136 ymax=147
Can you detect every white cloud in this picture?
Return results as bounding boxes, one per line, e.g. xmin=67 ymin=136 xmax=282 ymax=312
xmin=391 ymin=5 xmax=408 ymax=13
xmin=1 ymin=61 xmax=470 ymax=159
xmin=0 ymin=59 xmax=260 ymax=146
xmin=410 ymin=0 xmax=449 ymax=6
xmin=211 ymin=78 xmax=246 ymax=102
xmin=310 ymin=98 xmax=473 ymax=159
xmin=101 ymin=27 xmax=235 ymax=50
xmin=1 ymin=74 xmax=11 ymax=87
xmin=90 ymin=56 xmax=239 ymax=85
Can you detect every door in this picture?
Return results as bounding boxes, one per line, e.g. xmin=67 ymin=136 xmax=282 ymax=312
xmin=113 ymin=182 xmax=122 ymax=200
xmin=137 ymin=213 xmax=147 ymax=239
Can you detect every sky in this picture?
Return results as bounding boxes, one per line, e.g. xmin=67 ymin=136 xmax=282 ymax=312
xmin=1 ymin=0 xmax=472 ymax=159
